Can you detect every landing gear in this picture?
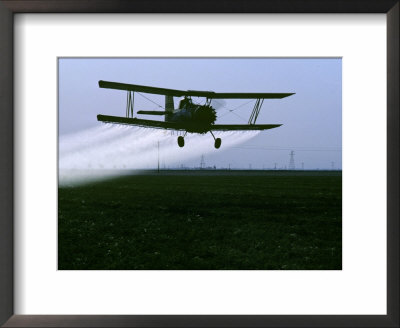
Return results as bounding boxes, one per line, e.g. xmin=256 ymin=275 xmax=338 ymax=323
xmin=178 ymin=132 xmax=187 ymax=147
xmin=210 ymin=131 xmax=222 ymax=149
xmin=177 ymin=136 xmax=185 ymax=147
xmin=214 ymin=138 xmax=221 ymax=149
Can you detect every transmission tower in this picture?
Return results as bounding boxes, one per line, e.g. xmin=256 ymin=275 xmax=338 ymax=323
xmin=200 ymin=155 xmax=205 ymax=169
xmin=289 ymin=150 xmax=295 ymax=170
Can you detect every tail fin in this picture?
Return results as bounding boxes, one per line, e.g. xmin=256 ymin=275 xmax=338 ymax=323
xmin=137 ymin=110 xmax=167 ymax=115
xmin=165 ymin=96 xmax=174 ymax=121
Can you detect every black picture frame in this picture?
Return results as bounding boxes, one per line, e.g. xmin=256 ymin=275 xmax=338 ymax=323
xmin=0 ymin=1 xmax=398 ymax=327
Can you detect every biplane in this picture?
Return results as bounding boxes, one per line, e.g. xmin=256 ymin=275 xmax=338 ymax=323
xmin=97 ymin=80 xmax=295 ymax=149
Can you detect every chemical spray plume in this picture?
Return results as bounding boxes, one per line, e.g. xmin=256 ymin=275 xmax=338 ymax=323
xmin=59 ymin=124 xmax=259 ymax=186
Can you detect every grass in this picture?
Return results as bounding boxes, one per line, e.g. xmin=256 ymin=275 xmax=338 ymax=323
xmin=58 ymin=170 xmax=342 ymax=270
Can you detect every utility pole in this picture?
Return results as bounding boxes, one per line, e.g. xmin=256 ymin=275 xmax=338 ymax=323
xmin=157 ymin=141 xmax=160 ymax=173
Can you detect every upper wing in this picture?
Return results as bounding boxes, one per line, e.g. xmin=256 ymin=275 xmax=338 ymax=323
xmin=200 ymin=93 xmax=294 ymax=99
xmin=99 ymin=80 xmax=294 ymax=99
xmin=211 ymin=124 xmax=282 ymax=131
xmin=99 ymin=81 xmax=187 ymax=97
xmin=97 ymin=115 xmax=186 ymax=131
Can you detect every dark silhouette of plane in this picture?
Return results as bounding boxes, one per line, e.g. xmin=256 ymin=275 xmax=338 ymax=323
xmin=97 ymin=80 xmax=294 ymax=149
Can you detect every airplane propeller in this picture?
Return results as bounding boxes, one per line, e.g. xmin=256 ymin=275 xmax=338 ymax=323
xmin=210 ymin=99 xmax=227 ymax=110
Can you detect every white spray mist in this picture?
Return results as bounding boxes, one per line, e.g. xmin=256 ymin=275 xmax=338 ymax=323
xmin=59 ymin=124 xmax=259 ymax=186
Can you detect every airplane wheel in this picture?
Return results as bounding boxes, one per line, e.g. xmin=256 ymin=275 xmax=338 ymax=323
xmin=178 ymin=136 xmax=185 ymax=147
xmin=214 ymin=138 xmax=221 ymax=149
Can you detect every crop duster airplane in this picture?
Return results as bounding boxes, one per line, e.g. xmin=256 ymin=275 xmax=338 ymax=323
xmin=97 ymin=80 xmax=295 ymax=149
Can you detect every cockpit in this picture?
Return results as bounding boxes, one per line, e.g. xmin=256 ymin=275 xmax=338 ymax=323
xmin=178 ymin=96 xmax=194 ymax=109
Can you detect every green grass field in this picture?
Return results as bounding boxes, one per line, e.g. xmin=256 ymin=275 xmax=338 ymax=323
xmin=58 ymin=170 xmax=342 ymax=270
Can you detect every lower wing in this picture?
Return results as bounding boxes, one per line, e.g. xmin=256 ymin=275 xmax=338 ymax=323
xmin=97 ymin=115 xmax=186 ymax=131
xmin=97 ymin=115 xmax=281 ymax=132
xmin=211 ymin=124 xmax=281 ymax=131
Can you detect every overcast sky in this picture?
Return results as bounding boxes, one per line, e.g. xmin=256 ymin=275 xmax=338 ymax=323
xmin=58 ymin=58 xmax=341 ymax=170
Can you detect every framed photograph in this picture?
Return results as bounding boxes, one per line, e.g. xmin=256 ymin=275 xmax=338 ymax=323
xmin=1 ymin=1 xmax=398 ymax=327
xmin=58 ymin=57 xmax=342 ymax=271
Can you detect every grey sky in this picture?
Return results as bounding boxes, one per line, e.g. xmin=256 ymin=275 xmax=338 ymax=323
xmin=59 ymin=58 xmax=341 ymax=170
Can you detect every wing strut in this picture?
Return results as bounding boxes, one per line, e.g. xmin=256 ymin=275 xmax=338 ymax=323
xmin=126 ymin=91 xmax=134 ymax=118
xmin=248 ymin=98 xmax=264 ymax=125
